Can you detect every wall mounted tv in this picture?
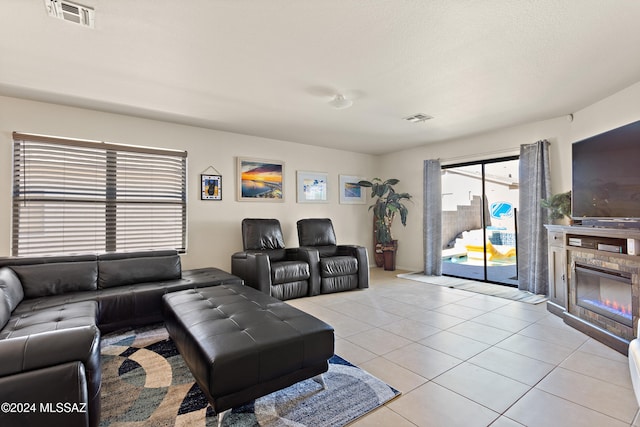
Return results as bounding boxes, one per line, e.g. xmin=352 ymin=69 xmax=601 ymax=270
xmin=572 ymin=119 xmax=640 ymax=223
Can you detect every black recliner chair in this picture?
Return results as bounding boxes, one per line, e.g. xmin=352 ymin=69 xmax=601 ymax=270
xmin=231 ymin=218 xmax=319 ymax=300
xmin=296 ymin=218 xmax=369 ymax=296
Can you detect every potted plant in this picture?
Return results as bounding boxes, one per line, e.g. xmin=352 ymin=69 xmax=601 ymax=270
xmin=541 ymin=191 xmax=572 ymax=224
xmin=358 ymin=178 xmax=412 ymax=270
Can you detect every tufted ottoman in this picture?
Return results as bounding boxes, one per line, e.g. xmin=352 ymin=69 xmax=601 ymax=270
xmin=162 ymin=284 xmax=334 ymax=423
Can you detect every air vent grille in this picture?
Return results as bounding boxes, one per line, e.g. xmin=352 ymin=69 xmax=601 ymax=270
xmin=45 ymin=0 xmax=95 ymax=28
xmin=61 ymin=2 xmax=78 ymax=13
xmin=404 ymin=113 xmax=434 ymax=123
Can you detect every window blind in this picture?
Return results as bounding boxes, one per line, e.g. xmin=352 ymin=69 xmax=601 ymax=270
xmin=12 ymin=132 xmax=187 ymax=256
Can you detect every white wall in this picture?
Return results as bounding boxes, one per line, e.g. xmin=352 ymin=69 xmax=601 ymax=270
xmin=571 ymin=82 xmax=640 ymax=142
xmin=379 ymin=81 xmax=640 ymax=271
xmin=3 ymin=81 xmax=639 ymax=273
xmin=0 ymin=96 xmax=376 ymax=270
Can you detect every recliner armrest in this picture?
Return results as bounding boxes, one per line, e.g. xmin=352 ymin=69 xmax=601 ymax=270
xmin=286 ymin=248 xmax=320 ymax=296
xmin=285 ymin=247 xmax=320 ymax=265
xmin=231 ymin=252 xmax=272 ymax=295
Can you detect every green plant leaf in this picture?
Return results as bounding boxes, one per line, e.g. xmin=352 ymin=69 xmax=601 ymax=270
xmin=541 ymin=191 xmax=571 ymax=220
xmin=399 ymin=206 xmax=408 ymax=226
xmin=360 ymin=177 xmax=412 ymax=242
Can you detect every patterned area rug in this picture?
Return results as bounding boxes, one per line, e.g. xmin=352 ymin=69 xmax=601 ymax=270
xmin=397 ymin=272 xmax=547 ymax=304
xmin=100 ymin=325 xmax=400 ymax=427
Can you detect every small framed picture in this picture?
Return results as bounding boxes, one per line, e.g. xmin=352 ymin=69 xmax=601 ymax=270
xmin=297 ymin=171 xmax=328 ymax=203
xmin=237 ymin=157 xmax=285 ymax=201
xmin=339 ymin=175 xmax=366 ymax=204
xmin=201 ymin=174 xmax=222 ymax=200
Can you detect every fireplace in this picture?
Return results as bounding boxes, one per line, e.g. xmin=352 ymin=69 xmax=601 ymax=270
xmin=574 ymin=264 xmax=632 ymax=327
xmin=566 ymin=250 xmax=638 ymax=353
xmin=545 ymin=225 xmax=640 ymax=355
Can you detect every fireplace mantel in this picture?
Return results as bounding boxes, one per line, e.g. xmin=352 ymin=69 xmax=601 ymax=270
xmin=545 ymin=224 xmax=640 ymax=354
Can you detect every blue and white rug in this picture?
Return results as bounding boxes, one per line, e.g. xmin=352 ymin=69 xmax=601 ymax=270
xmin=100 ymin=325 xmax=400 ymax=427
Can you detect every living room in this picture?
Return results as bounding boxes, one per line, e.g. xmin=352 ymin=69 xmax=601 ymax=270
xmin=2 ymin=2 xmax=640 ymax=427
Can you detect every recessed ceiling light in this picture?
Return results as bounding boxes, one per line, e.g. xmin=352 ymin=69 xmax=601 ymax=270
xmin=404 ymin=113 xmax=433 ymax=123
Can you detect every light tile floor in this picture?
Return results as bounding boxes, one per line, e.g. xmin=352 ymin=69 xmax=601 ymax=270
xmin=286 ymin=268 xmax=640 ymax=427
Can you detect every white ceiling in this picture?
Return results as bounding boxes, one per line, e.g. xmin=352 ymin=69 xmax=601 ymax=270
xmin=2 ymin=1 xmax=640 ymax=155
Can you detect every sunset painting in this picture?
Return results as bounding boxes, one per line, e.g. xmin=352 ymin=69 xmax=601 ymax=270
xmin=238 ymin=158 xmax=284 ymax=200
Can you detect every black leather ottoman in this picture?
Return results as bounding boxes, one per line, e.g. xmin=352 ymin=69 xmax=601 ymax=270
xmin=162 ymin=284 xmax=334 ymax=421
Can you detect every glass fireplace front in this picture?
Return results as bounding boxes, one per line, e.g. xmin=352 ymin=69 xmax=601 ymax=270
xmin=575 ymin=264 xmax=632 ymax=327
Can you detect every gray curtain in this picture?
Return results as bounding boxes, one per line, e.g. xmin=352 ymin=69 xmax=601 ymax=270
xmin=518 ymin=140 xmax=551 ymax=294
xmin=424 ymin=159 xmax=442 ymax=275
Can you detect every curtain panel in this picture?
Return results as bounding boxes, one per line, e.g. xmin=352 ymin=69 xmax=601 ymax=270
xmin=517 ymin=140 xmax=551 ymax=294
xmin=424 ymin=159 xmax=442 ymax=276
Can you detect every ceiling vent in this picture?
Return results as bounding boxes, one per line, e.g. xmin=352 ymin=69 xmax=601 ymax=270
xmin=45 ymin=0 xmax=95 ymax=28
xmin=404 ymin=113 xmax=433 ymax=123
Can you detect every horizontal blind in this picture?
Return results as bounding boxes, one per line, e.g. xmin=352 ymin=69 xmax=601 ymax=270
xmin=12 ymin=133 xmax=187 ymax=256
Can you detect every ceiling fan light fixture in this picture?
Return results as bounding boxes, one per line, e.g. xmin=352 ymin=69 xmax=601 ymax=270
xmin=404 ymin=113 xmax=434 ymax=123
xmin=329 ymin=94 xmax=353 ymax=110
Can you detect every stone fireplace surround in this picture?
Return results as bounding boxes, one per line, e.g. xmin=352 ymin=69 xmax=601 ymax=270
xmin=567 ymin=248 xmax=638 ymax=352
xmin=546 ymin=224 xmax=640 ymax=354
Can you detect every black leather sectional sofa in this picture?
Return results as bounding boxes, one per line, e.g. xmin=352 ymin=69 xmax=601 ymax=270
xmin=0 ymin=250 xmax=241 ymax=427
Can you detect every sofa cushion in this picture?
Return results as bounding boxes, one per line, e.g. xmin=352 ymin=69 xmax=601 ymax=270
xmin=0 ymin=268 xmax=25 ymax=331
xmin=321 ymin=275 xmax=358 ymax=294
xmin=297 ymin=218 xmax=338 ymax=246
xmin=320 ymin=256 xmax=358 ymax=278
xmin=11 ymin=291 xmax=98 ymax=316
xmin=98 ymin=251 xmax=182 ymax=289
xmin=271 ymin=281 xmax=309 ymax=300
xmin=242 ymin=219 xmax=287 ymax=251
xmin=10 ymin=262 xmax=98 ymax=299
xmin=313 ymin=245 xmax=338 ymax=258
xmin=271 ymin=261 xmax=310 ymax=285
xmin=0 ymin=267 xmax=23 ymax=311
xmin=0 ymin=300 xmax=98 ymax=340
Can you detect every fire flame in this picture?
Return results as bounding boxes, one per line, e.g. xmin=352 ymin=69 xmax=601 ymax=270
xmin=603 ymin=299 xmax=631 ymax=315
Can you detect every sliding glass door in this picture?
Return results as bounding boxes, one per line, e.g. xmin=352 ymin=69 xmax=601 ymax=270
xmin=441 ymin=157 xmax=519 ymax=286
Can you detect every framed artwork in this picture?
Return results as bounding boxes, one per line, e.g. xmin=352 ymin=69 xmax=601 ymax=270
xmin=201 ymin=174 xmax=222 ymax=200
xmin=297 ymin=171 xmax=328 ymax=203
xmin=237 ymin=157 xmax=285 ymax=201
xmin=339 ymin=175 xmax=366 ymax=204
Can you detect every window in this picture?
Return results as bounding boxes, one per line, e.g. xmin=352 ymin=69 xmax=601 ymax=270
xmin=12 ymin=132 xmax=187 ymax=256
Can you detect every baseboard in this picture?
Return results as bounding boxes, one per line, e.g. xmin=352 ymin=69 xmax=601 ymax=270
xmin=563 ymin=311 xmax=629 ymax=355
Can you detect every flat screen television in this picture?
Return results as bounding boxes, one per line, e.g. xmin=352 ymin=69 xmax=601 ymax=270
xmin=572 ymin=120 xmax=640 ymax=222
